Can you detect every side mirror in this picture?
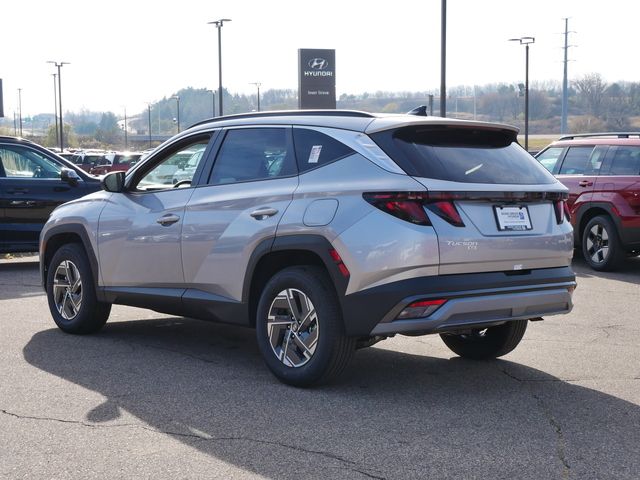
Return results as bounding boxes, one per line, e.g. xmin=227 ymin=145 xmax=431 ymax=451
xmin=101 ymin=171 xmax=126 ymax=193
xmin=60 ymin=168 xmax=80 ymax=186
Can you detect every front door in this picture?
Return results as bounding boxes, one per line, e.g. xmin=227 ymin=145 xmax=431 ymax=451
xmin=97 ymin=135 xmax=212 ymax=288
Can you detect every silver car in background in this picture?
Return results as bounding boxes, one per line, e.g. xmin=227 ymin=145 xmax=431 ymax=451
xmin=40 ymin=110 xmax=576 ymax=386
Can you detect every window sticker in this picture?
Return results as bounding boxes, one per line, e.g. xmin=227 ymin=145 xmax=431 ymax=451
xmin=308 ymin=145 xmax=322 ymax=163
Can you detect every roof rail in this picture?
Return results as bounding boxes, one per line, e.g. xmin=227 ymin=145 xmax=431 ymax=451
xmin=187 ymin=109 xmax=376 ymax=129
xmin=558 ymin=132 xmax=640 ymax=140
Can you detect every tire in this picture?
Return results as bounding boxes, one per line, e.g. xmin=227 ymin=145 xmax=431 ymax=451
xmin=255 ymin=266 xmax=355 ymax=387
xmin=439 ymin=320 xmax=528 ymax=360
xmin=581 ymin=215 xmax=625 ymax=271
xmin=46 ymin=243 xmax=111 ymax=334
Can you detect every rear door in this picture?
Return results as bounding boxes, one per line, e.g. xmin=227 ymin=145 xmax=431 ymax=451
xmin=371 ymin=125 xmax=573 ymax=274
xmin=181 ymin=126 xmax=298 ymax=303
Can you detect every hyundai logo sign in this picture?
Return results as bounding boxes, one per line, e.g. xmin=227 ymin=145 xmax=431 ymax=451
xmin=308 ymin=58 xmax=329 ymax=70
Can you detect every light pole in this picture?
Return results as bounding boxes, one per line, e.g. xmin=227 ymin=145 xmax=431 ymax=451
xmin=123 ymin=107 xmax=128 ymax=150
xmin=207 ymin=89 xmax=215 ymax=117
xmin=208 ymin=18 xmax=231 ymax=116
xmin=147 ymin=103 xmax=152 ymax=148
xmin=172 ymin=95 xmax=180 ymax=133
xmin=440 ymin=0 xmax=447 ymax=117
xmin=47 ymin=61 xmax=70 ymax=151
xmin=17 ymin=88 xmax=22 ymax=137
xmin=250 ymin=82 xmax=261 ymax=112
xmin=508 ymin=37 xmax=535 ymax=152
xmin=52 ymin=73 xmax=59 ymax=148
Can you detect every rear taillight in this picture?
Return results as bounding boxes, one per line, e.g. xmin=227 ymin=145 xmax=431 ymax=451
xmin=396 ymin=299 xmax=447 ymax=320
xmin=554 ymin=200 xmax=571 ymax=224
xmin=363 ymin=192 xmax=464 ymax=227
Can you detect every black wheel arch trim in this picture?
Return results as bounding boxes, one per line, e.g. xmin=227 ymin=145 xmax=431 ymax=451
xmin=40 ymin=224 xmax=101 ymax=299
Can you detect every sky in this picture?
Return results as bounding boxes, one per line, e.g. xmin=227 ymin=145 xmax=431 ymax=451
xmin=1 ymin=0 xmax=638 ymax=118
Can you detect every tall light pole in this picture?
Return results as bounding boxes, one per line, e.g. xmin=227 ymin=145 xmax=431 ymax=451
xmin=508 ymin=37 xmax=535 ymax=152
xmin=440 ymin=0 xmax=447 ymax=117
xmin=47 ymin=61 xmax=70 ymax=151
xmin=123 ymin=107 xmax=128 ymax=150
xmin=147 ymin=103 xmax=153 ymax=148
xmin=208 ymin=18 xmax=231 ymax=116
xmin=207 ymin=89 xmax=215 ymax=117
xmin=250 ymin=82 xmax=261 ymax=112
xmin=17 ymin=88 xmax=23 ymax=137
xmin=171 ymin=95 xmax=180 ymax=133
xmin=52 ymin=73 xmax=59 ymax=148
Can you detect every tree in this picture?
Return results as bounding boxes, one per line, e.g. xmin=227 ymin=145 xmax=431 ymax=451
xmin=574 ymin=73 xmax=607 ymax=117
xmin=95 ymin=112 xmax=120 ymax=144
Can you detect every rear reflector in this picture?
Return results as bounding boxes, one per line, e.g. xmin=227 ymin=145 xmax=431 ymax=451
xmin=328 ymin=248 xmax=350 ymax=278
xmin=396 ymin=299 xmax=447 ymax=320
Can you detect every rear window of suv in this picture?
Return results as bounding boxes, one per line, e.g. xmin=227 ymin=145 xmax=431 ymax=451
xmin=371 ymin=126 xmax=555 ymax=184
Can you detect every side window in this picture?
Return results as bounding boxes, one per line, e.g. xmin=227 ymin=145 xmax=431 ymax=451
xmin=558 ymin=146 xmax=597 ymax=175
xmin=536 ymin=147 xmax=564 ymax=173
xmin=136 ymin=137 xmax=211 ymax=190
xmin=293 ymin=128 xmax=355 ymax=173
xmin=209 ymin=128 xmax=296 ymax=185
xmin=0 ymin=146 xmax=62 ymax=179
xmin=608 ymin=146 xmax=640 ymax=175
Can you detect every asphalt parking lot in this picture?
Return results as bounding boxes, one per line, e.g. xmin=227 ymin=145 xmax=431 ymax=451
xmin=0 ymin=255 xmax=638 ymax=479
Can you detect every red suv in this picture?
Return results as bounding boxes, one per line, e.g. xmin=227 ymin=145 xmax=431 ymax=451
xmin=536 ymin=133 xmax=640 ymax=271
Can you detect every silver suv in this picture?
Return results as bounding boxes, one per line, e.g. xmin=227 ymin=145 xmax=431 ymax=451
xmin=40 ymin=110 xmax=576 ymax=386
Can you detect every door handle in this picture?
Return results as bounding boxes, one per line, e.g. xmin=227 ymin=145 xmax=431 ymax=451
xmin=578 ymin=180 xmax=593 ymax=187
xmin=7 ymin=188 xmax=29 ymax=194
xmin=156 ymin=214 xmax=180 ymax=226
xmin=250 ymin=207 xmax=278 ymax=220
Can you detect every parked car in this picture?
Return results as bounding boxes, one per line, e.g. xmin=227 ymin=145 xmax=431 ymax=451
xmin=89 ymin=152 xmax=142 ymax=176
xmin=535 ymin=133 xmax=640 ymax=271
xmin=39 ymin=110 xmax=576 ymax=386
xmin=70 ymin=150 xmax=106 ymax=172
xmin=0 ymin=136 xmax=102 ymax=253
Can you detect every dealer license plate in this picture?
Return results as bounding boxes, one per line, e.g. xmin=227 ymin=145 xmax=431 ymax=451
xmin=494 ymin=205 xmax=532 ymax=231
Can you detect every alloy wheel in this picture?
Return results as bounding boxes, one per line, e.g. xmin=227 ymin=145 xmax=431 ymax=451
xmin=53 ymin=260 xmax=83 ymax=320
xmin=585 ymin=223 xmax=609 ymax=265
xmin=266 ymin=288 xmax=319 ymax=368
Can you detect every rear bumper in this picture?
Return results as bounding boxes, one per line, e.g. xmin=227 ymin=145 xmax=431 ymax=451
xmin=340 ymin=266 xmax=576 ymax=336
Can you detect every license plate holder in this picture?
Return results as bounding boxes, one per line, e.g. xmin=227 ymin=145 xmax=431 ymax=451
xmin=494 ymin=205 xmax=532 ymax=231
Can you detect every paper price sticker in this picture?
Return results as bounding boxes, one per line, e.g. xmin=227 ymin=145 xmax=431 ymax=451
xmin=308 ymin=145 xmax=322 ymax=163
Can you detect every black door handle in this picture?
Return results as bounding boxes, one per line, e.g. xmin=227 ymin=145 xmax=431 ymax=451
xmin=7 ymin=188 xmax=29 ymax=194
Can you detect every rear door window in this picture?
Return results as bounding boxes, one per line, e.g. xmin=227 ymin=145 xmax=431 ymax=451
xmin=209 ymin=128 xmax=296 ymax=185
xmin=371 ymin=125 xmax=555 ymax=184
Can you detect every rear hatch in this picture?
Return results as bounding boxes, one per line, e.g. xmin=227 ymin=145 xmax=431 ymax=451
xmin=370 ymin=123 xmax=573 ymax=274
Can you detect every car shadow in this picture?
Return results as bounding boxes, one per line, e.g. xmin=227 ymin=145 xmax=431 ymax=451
xmin=23 ymin=317 xmax=640 ymax=479
xmin=0 ymin=260 xmax=43 ymax=301
xmin=572 ymin=254 xmax=640 ymax=285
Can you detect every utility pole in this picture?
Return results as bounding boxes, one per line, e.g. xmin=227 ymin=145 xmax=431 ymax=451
xmin=561 ymin=18 xmax=574 ymax=135
xmin=440 ymin=0 xmax=447 ymax=117
xmin=17 ymin=88 xmax=22 ymax=137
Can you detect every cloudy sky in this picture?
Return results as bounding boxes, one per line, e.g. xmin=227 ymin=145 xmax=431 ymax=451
xmin=1 ymin=0 xmax=638 ymax=116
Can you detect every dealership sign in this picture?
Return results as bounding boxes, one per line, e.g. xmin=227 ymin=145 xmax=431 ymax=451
xmin=298 ymin=49 xmax=336 ymax=109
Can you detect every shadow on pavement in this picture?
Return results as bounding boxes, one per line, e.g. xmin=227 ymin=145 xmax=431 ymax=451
xmin=0 ymin=260 xmax=43 ymax=301
xmin=23 ymin=317 xmax=640 ymax=479
xmin=571 ymin=254 xmax=640 ymax=286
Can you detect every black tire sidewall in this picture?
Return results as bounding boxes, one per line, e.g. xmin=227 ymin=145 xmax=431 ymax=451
xmin=581 ymin=215 xmax=622 ymax=271
xmin=46 ymin=243 xmax=107 ymax=334
xmin=255 ymin=266 xmax=344 ymax=387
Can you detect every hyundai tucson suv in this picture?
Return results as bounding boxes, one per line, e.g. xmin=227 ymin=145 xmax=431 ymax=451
xmin=39 ymin=110 xmax=576 ymax=386
xmin=1 ymin=136 xmax=101 ymax=254
xmin=536 ymin=133 xmax=640 ymax=271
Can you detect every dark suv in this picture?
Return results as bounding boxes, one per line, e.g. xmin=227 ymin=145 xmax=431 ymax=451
xmin=0 ymin=136 xmax=101 ymax=253
xmin=536 ymin=133 xmax=640 ymax=271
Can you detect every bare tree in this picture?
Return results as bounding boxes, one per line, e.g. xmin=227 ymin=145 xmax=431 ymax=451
xmin=574 ymin=73 xmax=607 ymax=117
